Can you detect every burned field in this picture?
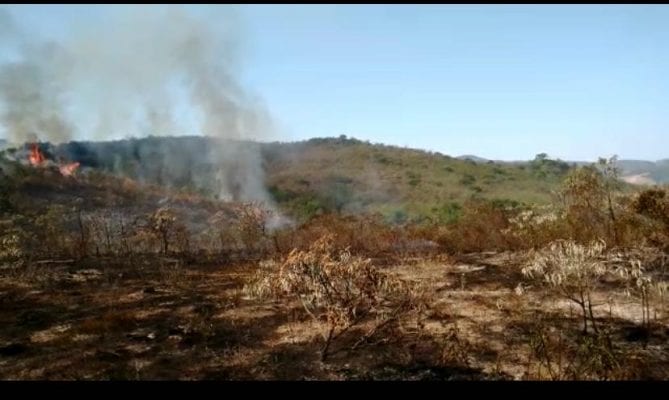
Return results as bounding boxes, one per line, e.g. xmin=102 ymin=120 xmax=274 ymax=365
xmin=1 ymin=248 xmax=667 ymax=380
xmin=1 ymin=142 xmax=669 ymax=381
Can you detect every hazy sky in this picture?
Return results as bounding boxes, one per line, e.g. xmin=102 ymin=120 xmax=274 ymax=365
xmin=2 ymin=5 xmax=669 ymax=161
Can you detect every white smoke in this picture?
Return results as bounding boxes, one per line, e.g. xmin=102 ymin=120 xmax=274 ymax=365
xmin=0 ymin=5 xmax=275 ymax=203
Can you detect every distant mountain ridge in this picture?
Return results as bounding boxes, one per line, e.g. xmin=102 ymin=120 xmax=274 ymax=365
xmin=616 ymin=159 xmax=669 ymax=185
xmin=455 ymin=154 xmax=669 ymax=184
xmin=456 ymin=155 xmax=490 ymax=163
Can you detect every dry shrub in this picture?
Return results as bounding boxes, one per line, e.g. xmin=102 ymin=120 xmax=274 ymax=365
xmin=439 ymin=323 xmax=473 ymax=368
xmin=630 ymin=188 xmax=669 ymax=249
xmin=275 ymin=213 xmax=403 ymax=258
xmin=28 ymin=205 xmax=76 ymax=259
xmin=234 ymin=202 xmax=273 ymax=254
xmin=203 ymin=202 xmax=274 ymax=257
xmin=245 ymin=234 xmax=426 ymax=361
xmin=127 ymin=223 xmax=158 ymax=255
xmin=558 ymin=166 xmax=610 ymax=243
xmin=396 ymin=222 xmax=443 ymax=257
xmin=522 ymin=240 xmax=608 ymax=334
xmin=205 ymin=209 xmax=241 ymax=253
xmin=82 ymin=209 xmax=131 ymax=257
xmin=504 ymin=206 xmax=568 ymax=250
xmin=0 ymin=227 xmax=24 ymax=262
xmin=524 ymin=239 xmax=669 ymax=335
xmin=611 ymin=252 xmax=668 ymax=330
xmin=147 ymin=207 xmax=180 ymax=254
xmin=438 ymin=200 xmax=516 ymax=253
xmin=120 ymin=206 xmax=191 ymax=256
xmin=610 ymin=200 xmax=657 ymax=248
xmin=632 ymin=188 xmax=669 ymax=226
xmin=524 ymin=318 xmax=625 ymax=380
xmin=554 ymin=162 xmax=652 ymax=248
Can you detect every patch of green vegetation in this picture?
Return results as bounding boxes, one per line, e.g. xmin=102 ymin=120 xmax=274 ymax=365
xmin=406 ymin=171 xmax=422 ymax=187
xmin=387 ymin=208 xmax=409 ymax=224
xmin=433 ymin=202 xmax=463 ymax=224
xmin=459 ymin=174 xmax=476 ymax=186
xmin=268 ymin=185 xmax=295 ymax=203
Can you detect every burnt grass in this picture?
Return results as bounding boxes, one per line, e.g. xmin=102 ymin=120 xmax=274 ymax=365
xmin=0 ymin=253 xmax=667 ymax=380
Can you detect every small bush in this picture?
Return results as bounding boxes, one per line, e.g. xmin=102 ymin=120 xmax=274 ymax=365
xmin=437 ymin=199 xmax=516 ymax=253
xmin=525 ymin=318 xmax=625 ymax=380
xmin=245 ymin=234 xmax=425 ymax=360
xmin=522 ymin=240 xmax=608 ymax=334
xmin=459 ymin=174 xmax=476 ymax=186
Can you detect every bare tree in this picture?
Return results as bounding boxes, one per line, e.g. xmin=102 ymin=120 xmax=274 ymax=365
xmin=148 ymin=207 xmax=178 ymax=255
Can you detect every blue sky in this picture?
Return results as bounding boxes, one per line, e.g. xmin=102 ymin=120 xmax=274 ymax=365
xmin=2 ymin=5 xmax=669 ymax=161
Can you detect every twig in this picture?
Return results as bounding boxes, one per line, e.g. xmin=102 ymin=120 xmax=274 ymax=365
xmin=351 ymin=300 xmax=409 ymax=351
xmin=34 ymin=259 xmax=75 ymax=265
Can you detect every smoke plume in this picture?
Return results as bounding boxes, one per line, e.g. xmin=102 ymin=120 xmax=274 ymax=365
xmin=0 ymin=5 xmax=275 ymax=204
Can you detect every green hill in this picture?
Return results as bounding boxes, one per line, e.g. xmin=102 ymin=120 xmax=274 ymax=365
xmin=3 ymin=135 xmax=577 ymax=222
xmin=262 ymin=137 xmax=572 ymax=221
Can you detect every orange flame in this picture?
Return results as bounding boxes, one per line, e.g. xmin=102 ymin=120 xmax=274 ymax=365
xmin=28 ymin=143 xmax=45 ymax=166
xmin=27 ymin=142 xmax=80 ymax=177
xmin=59 ymin=162 xmax=80 ymax=177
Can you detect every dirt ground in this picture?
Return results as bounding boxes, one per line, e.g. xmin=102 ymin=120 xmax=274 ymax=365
xmin=1 ymin=252 xmax=667 ymax=380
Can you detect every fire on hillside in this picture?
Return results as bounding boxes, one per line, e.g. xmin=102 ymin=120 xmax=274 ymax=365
xmin=26 ymin=142 xmax=80 ymax=177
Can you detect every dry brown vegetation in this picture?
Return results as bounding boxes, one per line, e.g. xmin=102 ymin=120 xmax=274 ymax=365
xmin=1 ymin=157 xmax=668 ymax=380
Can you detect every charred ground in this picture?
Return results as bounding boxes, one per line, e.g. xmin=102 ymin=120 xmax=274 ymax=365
xmin=0 ymin=137 xmax=668 ymax=380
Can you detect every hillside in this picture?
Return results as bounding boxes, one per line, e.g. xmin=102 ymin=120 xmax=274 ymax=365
xmin=456 ymin=153 xmax=669 ymax=186
xmin=3 ymin=136 xmax=579 ymax=222
xmin=617 ymin=159 xmax=669 ymax=185
xmin=0 ymin=155 xmax=239 ymax=248
xmin=262 ymin=137 xmax=573 ymax=221
xmin=456 ymin=155 xmax=489 ymax=163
